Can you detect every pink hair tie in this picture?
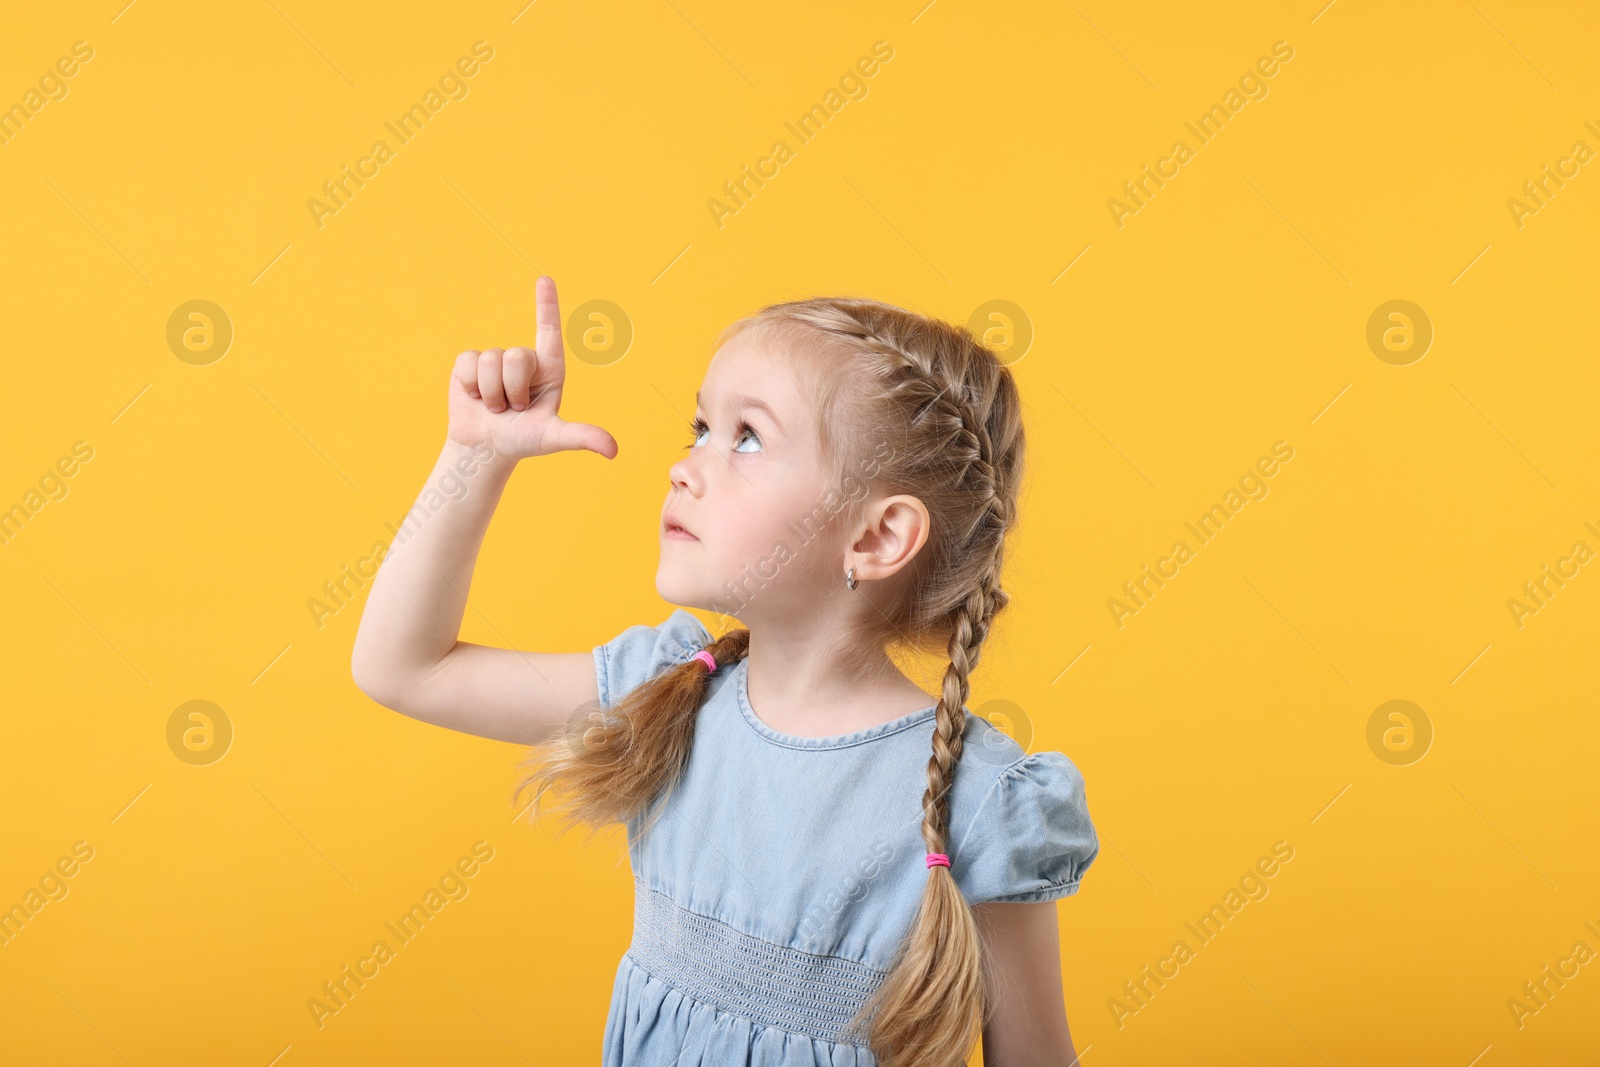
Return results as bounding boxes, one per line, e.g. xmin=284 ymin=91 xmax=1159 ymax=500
xmin=691 ymin=650 xmax=717 ymax=672
xmin=925 ymin=853 xmax=951 ymax=870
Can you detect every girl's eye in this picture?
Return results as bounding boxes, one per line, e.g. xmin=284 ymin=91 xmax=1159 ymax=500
xmin=733 ymin=424 xmax=762 ymax=453
xmin=685 ymin=418 xmax=762 ymax=453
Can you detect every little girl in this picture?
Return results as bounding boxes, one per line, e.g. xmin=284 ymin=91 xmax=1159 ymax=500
xmin=351 ymin=277 xmax=1099 ymax=1066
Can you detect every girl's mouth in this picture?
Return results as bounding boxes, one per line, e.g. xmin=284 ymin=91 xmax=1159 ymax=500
xmin=663 ymin=519 xmax=699 ymax=541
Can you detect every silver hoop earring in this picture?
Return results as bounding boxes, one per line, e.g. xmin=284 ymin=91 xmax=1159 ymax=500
xmin=845 ymin=566 xmax=858 ymax=590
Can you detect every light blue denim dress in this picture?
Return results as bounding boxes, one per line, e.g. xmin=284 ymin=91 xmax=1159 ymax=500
xmin=591 ymin=609 xmax=1100 ymax=1066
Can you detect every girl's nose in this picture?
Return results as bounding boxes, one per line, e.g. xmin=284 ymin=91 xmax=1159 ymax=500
xmin=668 ymin=453 xmax=697 ymax=494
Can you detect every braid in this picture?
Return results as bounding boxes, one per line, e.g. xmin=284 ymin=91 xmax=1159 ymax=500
xmin=513 ymin=625 xmax=751 ymax=842
xmin=922 ymin=584 xmax=992 ymax=851
xmin=917 ymin=372 xmax=1009 ymax=913
xmin=812 ymin=304 xmax=1013 ymax=846
xmin=918 ymin=400 xmax=1005 ymax=840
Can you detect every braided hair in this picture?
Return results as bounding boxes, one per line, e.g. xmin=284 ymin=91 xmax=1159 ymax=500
xmin=513 ymin=295 xmax=1025 ymax=1066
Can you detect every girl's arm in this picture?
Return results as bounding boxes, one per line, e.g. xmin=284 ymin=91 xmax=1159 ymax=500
xmin=350 ymin=276 xmax=619 ymax=746
xmin=974 ymin=900 xmax=1081 ymax=1066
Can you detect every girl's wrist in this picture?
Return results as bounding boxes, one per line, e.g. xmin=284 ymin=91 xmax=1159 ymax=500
xmin=443 ymin=435 xmax=518 ymax=480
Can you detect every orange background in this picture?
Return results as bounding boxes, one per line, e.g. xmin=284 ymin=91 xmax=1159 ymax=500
xmin=2 ymin=1 xmax=1597 ymax=1063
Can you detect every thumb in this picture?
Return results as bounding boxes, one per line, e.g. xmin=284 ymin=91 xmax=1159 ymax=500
xmin=546 ymin=416 xmax=618 ymax=459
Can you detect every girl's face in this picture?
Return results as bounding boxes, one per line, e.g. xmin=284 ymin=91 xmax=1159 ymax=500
xmin=656 ymin=330 xmax=844 ymax=624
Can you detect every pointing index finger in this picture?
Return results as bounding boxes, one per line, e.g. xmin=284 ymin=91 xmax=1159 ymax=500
xmin=536 ymin=275 xmax=563 ymax=364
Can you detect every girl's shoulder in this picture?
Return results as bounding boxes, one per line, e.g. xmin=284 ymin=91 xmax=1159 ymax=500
xmin=948 ymin=718 xmax=1101 ymax=904
xmin=592 ymin=608 xmax=712 ymax=709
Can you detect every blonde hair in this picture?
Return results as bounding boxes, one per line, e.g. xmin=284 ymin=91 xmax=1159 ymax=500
xmin=512 ymin=294 xmax=1025 ymax=1066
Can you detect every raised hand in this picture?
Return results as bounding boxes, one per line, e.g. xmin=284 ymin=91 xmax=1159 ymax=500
xmin=446 ymin=276 xmax=619 ymax=462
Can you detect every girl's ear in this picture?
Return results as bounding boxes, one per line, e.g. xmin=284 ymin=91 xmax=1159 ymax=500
xmin=848 ymin=495 xmax=929 ymax=581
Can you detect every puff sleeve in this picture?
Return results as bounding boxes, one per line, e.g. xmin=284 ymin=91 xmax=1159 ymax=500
xmin=953 ymin=751 xmax=1100 ymax=904
xmin=593 ymin=608 xmax=714 ymax=711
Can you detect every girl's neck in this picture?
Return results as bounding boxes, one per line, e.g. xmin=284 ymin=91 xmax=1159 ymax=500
xmin=741 ymin=649 xmax=936 ymax=739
